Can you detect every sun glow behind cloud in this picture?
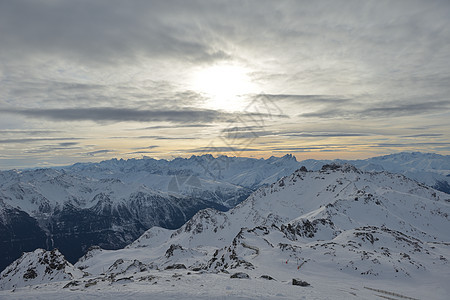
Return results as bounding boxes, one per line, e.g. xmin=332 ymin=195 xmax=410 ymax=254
xmin=0 ymin=1 xmax=449 ymax=169
xmin=191 ymin=64 xmax=258 ymax=111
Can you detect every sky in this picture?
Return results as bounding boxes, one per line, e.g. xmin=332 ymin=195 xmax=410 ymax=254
xmin=1 ymin=0 xmax=450 ymax=169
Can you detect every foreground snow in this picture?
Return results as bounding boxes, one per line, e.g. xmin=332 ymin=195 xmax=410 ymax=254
xmin=1 ymin=268 xmax=448 ymax=300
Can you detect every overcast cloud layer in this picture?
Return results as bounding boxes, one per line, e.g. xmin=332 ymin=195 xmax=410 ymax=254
xmin=0 ymin=0 xmax=449 ymax=169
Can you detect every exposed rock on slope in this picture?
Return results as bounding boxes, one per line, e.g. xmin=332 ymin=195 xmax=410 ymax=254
xmin=0 ymin=249 xmax=83 ymax=290
xmin=302 ymin=152 xmax=450 ymax=194
xmin=75 ymin=165 xmax=449 ymax=283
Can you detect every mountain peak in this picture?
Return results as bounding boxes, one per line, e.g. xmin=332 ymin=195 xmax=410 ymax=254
xmin=0 ymin=249 xmax=83 ymax=291
xmin=281 ymin=153 xmax=297 ymax=161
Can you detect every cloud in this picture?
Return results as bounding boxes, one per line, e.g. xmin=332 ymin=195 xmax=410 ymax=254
xmin=136 ymin=124 xmax=215 ymax=130
xmin=126 ymin=150 xmax=160 ymax=155
xmin=267 ymin=145 xmax=349 ymax=152
xmin=2 ymin=107 xmax=231 ymax=124
xmin=260 ymin=94 xmax=352 ymax=105
xmin=0 ymin=130 xmax=62 ymax=135
xmin=402 ymin=133 xmax=443 ymax=138
xmin=361 ymin=101 xmax=450 ymax=117
xmin=298 ymin=100 xmax=450 ymax=119
xmin=190 ymin=146 xmax=259 ymax=153
xmin=24 ymin=143 xmax=82 ymax=154
xmin=0 ymin=0 xmax=232 ymax=65
xmin=220 ymin=125 xmax=271 ymax=139
xmin=370 ymin=142 xmax=450 ymax=148
xmin=0 ymin=137 xmax=81 ymax=144
xmin=85 ymin=149 xmax=113 ymax=156
xmin=282 ymin=132 xmax=371 ymax=138
xmin=3 ymin=107 xmax=288 ymax=124
xmin=130 ymin=145 xmax=159 ymax=150
xmin=1 ymin=78 xmax=206 ymax=112
xmin=136 ymin=136 xmax=196 ymax=140
xmin=221 ymin=125 xmax=264 ymax=133
xmin=219 ymin=125 xmax=374 ymax=139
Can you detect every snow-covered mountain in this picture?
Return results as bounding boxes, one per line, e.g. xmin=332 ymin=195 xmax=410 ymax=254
xmin=2 ymin=164 xmax=447 ymax=299
xmin=0 ymin=249 xmax=84 ymax=291
xmin=0 ymin=154 xmax=299 ymax=272
xmin=66 ymin=154 xmax=300 ymax=199
xmin=75 ymin=164 xmax=450 ymax=278
xmin=301 ymin=152 xmax=450 ymax=194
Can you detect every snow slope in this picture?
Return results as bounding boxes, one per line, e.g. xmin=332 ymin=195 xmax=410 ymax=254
xmin=77 ymin=164 xmax=450 ymax=279
xmin=300 ymin=152 xmax=450 ymax=194
xmin=2 ymin=164 xmax=446 ymax=298
xmin=0 ymin=155 xmax=300 ymax=271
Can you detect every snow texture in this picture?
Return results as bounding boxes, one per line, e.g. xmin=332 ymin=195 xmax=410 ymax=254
xmin=1 ymin=163 xmax=448 ymax=299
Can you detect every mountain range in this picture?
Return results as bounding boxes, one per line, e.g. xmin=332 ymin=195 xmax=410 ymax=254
xmin=0 ymin=154 xmax=300 ymax=271
xmin=0 ymin=152 xmax=449 ymax=277
xmin=302 ymin=152 xmax=450 ymax=194
xmin=1 ymin=162 xmax=448 ymax=299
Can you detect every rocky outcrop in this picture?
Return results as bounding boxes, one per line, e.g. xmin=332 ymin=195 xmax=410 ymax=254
xmin=0 ymin=249 xmax=83 ymax=290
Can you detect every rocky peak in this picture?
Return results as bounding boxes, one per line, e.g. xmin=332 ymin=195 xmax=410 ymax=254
xmin=0 ymin=248 xmax=83 ymax=291
xmin=320 ymin=163 xmax=359 ymax=173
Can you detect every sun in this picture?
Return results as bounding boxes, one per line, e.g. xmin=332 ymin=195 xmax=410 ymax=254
xmin=191 ymin=64 xmax=257 ymax=111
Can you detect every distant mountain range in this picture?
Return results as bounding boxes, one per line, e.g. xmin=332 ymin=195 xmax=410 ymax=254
xmin=0 ymin=152 xmax=449 ymax=274
xmin=302 ymin=152 xmax=450 ymax=194
xmin=1 ymin=163 xmax=448 ymax=299
xmin=0 ymin=154 xmax=300 ymax=271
